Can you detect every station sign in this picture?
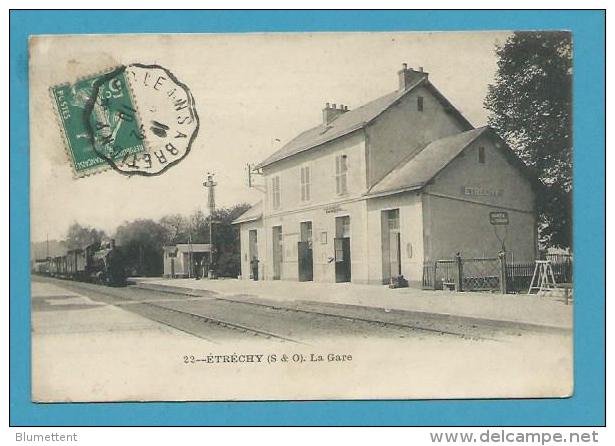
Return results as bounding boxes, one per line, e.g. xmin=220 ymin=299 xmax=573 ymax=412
xmin=489 ymin=211 xmax=509 ymax=225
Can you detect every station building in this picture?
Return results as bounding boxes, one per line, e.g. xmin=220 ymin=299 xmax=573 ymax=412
xmin=233 ymin=64 xmax=539 ymax=286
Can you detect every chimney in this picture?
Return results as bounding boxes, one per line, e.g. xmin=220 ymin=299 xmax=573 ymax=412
xmin=322 ymin=102 xmax=349 ymax=125
xmin=398 ymin=63 xmax=428 ymax=91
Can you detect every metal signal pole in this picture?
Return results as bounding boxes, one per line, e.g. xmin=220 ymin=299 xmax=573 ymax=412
xmin=203 ymin=172 xmax=217 ymax=278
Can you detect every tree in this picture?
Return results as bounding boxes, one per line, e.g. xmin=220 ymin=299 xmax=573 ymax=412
xmin=188 ymin=209 xmax=209 ymax=244
xmin=65 ymin=222 xmax=106 ymax=250
xmin=484 ymin=32 xmax=572 ymax=248
xmin=114 ymin=219 xmax=168 ymax=276
xmin=210 ymin=203 xmax=251 ymax=277
xmin=159 ymin=214 xmax=190 ymax=245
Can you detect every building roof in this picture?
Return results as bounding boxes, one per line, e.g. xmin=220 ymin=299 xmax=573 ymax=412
xmin=232 ymin=200 xmax=263 ymax=224
xmin=256 ymin=77 xmax=473 ymax=169
xmin=366 ymin=127 xmax=491 ymax=197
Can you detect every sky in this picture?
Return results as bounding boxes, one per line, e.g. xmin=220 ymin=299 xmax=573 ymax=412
xmin=30 ymin=31 xmax=511 ymax=242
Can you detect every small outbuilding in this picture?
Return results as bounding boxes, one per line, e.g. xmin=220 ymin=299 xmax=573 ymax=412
xmin=163 ymin=244 xmax=211 ymax=278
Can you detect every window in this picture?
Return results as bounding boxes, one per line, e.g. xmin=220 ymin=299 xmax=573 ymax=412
xmin=271 ymin=176 xmax=281 ymax=209
xmin=387 ymin=209 xmax=400 ymax=231
xmin=478 ymin=146 xmax=486 ymax=164
xmin=335 ymin=154 xmax=348 ymax=195
xmin=300 ymin=221 xmax=313 ymax=247
xmin=417 ymin=96 xmax=424 ymax=112
xmin=300 ymin=166 xmax=311 ymax=201
xmin=335 ymin=215 xmax=351 ymax=238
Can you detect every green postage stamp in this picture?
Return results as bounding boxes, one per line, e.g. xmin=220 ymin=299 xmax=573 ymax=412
xmin=51 ymin=64 xmax=199 ymax=177
xmin=50 ymin=68 xmax=145 ymax=177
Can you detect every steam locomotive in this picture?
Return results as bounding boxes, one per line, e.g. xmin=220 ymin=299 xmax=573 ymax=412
xmin=33 ymin=239 xmax=127 ymax=286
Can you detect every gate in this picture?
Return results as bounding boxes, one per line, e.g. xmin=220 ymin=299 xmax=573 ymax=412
xmin=461 ymin=258 xmax=500 ymax=291
xmin=422 ymin=257 xmax=501 ymax=291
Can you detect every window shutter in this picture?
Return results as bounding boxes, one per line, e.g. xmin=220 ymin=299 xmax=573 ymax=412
xmin=300 ymin=168 xmax=305 ymax=201
xmin=335 ymin=156 xmax=340 ymax=194
xmin=272 ymin=176 xmax=281 ymax=209
xmin=305 ymin=167 xmax=310 ymax=201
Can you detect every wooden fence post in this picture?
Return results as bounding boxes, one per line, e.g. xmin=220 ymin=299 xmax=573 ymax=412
xmin=455 ymin=253 xmax=463 ymax=292
xmin=432 ymin=261 xmax=438 ymax=290
xmin=498 ymin=251 xmax=508 ymax=294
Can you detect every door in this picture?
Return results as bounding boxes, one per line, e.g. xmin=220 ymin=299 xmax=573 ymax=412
xmin=334 ymin=238 xmax=351 ymax=282
xmin=249 ymin=229 xmax=259 ymax=280
xmin=390 ymin=232 xmax=401 ymax=277
xmin=334 ymin=216 xmax=351 ymax=283
xmin=272 ymin=226 xmax=283 ymax=280
xmin=298 ymin=222 xmax=314 ymax=281
xmin=382 ymin=209 xmax=401 ymax=283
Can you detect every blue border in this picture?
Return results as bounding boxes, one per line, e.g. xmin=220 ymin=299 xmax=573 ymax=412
xmin=10 ymin=10 xmax=605 ymax=426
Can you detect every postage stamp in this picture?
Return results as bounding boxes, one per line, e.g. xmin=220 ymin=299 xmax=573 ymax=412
xmin=51 ymin=63 xmax=199 ymax=177
xmin=50 ymin=68 xmax=145 ymax=177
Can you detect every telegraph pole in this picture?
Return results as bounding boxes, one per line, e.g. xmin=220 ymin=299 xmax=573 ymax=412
xmin=203 ymin=172 xmax=217 ymax=278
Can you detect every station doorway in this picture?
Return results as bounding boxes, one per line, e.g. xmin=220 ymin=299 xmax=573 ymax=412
xmin=249 ymin=229 xmax=259 ymax=280
xmin=272 ymin=226 xmax=283 ymax=280
xmin=334 ymin=216 xmax=351 ymax=283
xmin=382 ymin=209 xmax=401 ymax=284
xmin=298 ymin=221 xmax=314 ymax=282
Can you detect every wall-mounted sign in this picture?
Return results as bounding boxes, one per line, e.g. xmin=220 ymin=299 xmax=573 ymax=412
xmin=462 ymin=185 xmax=502 ymax=197
xmin=489 ymin=211 xmax=509 ymax=225
xmin=325 ymin=205 xmax=344 ymax=214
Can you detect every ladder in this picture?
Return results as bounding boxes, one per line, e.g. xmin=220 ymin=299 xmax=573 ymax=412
xmin=527 ymin=260 xmax=557 ymax=296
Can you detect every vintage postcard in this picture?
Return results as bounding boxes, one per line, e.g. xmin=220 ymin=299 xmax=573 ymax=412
xmin=29 ymin=32 xmax=573 ymax=402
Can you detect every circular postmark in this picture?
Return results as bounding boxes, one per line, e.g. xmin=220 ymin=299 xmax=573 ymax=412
xmin=84 ymin=63 xmax=199 ymax=176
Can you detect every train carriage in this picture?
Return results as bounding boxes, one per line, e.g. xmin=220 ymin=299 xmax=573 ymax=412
xmin=65 ymin=249 xmax=88 ymax=279
xmin=33 ymin=239 xmax=127 ymax=286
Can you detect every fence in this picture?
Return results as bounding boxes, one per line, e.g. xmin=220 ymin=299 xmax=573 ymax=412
xmin=422 ymin=257 xmax=501 ymax=292
xmin=506 ymin=258 xmax=573 ymax=293
xmin=422 ymin=254 xmax=573 ymax=294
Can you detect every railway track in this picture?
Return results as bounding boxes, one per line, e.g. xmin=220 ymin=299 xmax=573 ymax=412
xmin=34 ymin=278 xmax=300 ymax=344
xmin=137 ymin=299 xmax=301 ymax=343
xmin=127 ymin=285 xmax=500 ymax=341
xmin=33 ymin=276 xmax=501 ymax=342
xmin=212 ymin=296 xmax=497 ymax=341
